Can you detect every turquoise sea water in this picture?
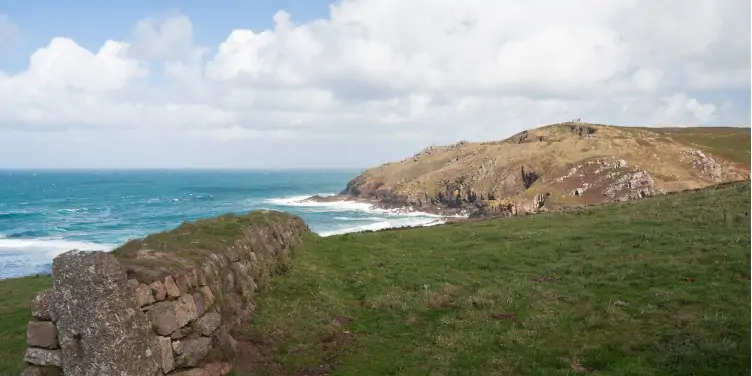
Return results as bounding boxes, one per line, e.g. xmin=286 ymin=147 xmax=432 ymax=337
xmin=0 ymin=170 xmax=445 ymax=279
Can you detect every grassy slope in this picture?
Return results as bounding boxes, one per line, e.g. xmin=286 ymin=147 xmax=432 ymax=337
xmin=0 ymin=275 xmax=51 ymax=375
xmin=242 ymin=182 xmax=751 ymax=376
xmin=1 ymin=182 xmax=749 ymax=375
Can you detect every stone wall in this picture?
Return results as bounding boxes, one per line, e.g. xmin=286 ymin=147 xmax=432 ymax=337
xmin=21 ymin=211 xmax=310 ymax=376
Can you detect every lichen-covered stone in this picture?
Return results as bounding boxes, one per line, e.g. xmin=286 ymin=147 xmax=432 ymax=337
xmin=136 ymin=283 xmax=155 ymax=307
xmin=222 ymin=271 xmax=235 ymax=292
xmin=157 ymin=336 xmax=174 ymax=374
xmin=172 ymin=339 xmax=184 ymax=355
xmin=149 ymin=301 xmax=179 ymax=335
xmin=126 ymin=278 xmax=139 ymax=290
xmin=193 ymin=292 xmax=206 ymax=316
xmin=197 ymin=268 xmax=207 ymax=286
xmin=150 ymin=281 xmax=167 ymax=301
xmin=31 ymin=289 xmax=54 ymax=321
xmin=164 ymin=276 xmax=180 ymax=299
xmin=27 ymin=321 xmax=59 ymax=349
xmin=199 ymin=286 xmax=215 ymax=307
xmin=170 ymin=326 xmax=193 ymax=340
xmin=193 ymin=312 xmax=222 ymax=336
xmin=175 ymin=294 xmax=198 ymax=328
xmin=176 ymin=274 xmax=191 ymax=295
xmin=51 ymin=251 xmax=160 ymax=376
xmin=175 ymin=337 xmax=212 ymax=367
xmin=24 ymin=348 xmax=61 ymax=367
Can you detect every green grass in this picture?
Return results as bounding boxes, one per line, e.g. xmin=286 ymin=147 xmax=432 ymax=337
xmin=0 ymin=275 xmax=52 ymax=375
xmin=241 ymin=182 xmax=751 ymax=376
xmin=1 ymin=183 xmax=749 ymax=376
xmin=631 ymin=127 xmax=751 ymax=167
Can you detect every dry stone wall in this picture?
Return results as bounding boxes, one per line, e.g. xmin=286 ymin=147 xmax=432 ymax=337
xmin=21 ymin=211 xmax=310 ymax=376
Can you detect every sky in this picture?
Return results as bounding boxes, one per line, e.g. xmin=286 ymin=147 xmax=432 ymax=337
xmin=0 ymin=0 xmax=749 ymax=169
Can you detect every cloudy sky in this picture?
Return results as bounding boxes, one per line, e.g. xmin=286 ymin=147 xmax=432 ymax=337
xmin=0 ymin=0 xmax=749 ymax=169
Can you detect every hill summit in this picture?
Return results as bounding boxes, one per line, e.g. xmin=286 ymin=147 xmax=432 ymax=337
xmin=317 ymin=122 xmax=750 ymax=217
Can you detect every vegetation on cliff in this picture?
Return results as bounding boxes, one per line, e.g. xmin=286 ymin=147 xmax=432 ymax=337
xmin=333 ymin=123 xmax=750 ymax=217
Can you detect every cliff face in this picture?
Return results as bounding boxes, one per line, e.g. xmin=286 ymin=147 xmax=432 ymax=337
xmin=336 ymin=123 xmax=750 ymax=217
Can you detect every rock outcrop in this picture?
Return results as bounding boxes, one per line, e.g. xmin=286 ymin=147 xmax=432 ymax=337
xmin=20 ymin=211 xmax=310 ymax=376
xmin=316 ymin=123 xmax=749 ymax=219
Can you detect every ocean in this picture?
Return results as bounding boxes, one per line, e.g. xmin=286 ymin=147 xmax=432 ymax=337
xmin=0 ymin=169 xmax=447 ymax=279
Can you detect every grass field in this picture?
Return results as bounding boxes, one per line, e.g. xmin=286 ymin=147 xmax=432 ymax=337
xmin=1 ymin=182 xmax=750 ymax=376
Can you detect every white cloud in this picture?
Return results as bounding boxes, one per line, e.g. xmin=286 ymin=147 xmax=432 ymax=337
xmin=0 ymin=1 xmax=749 ymax=168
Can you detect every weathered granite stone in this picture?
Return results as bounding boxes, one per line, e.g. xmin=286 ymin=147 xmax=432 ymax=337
xmin=193 ymin=292 xmax=206 ymax=316
xmin=175 ymin=337 xmax=212 ymax=367
xmin=20 ymin=365 xmax=63 ymax=376
xmin=136 ymin=283 xmax=155 ymax=307
xmin=172 ymin=339 xmax=184 ymax=355
xmin=157 ymin=336 xmax=174 ymax=373
xmin=27 ymin=321 xmax=59 ymax=349
xmin=197 ymin=268 xmax=207 ymax=286
xmin=164 ymin=276 xmax=180 ymax=299
xmin=170 ymin=369 xmax=208 ymax=376
xmin=193 ymin=312 xmax=222 ymax=336
xmin=126 ymin=278 xmax=139 ymax=291
xmin=199 ymin=286 xmax=215 ymax=307
xmin=170 ymin=326 xmax=193 ymax=340
xmin=149 ymin=301 xmax=179 ymax=335
xmin=189 ymin=269 xmax=199 ymax=287
xmin=150 ymin=281 xmax=167 ymax=301
xmin=176 ymin=274 xmax=191 ymax=295
xmin=51 ymin=251 xmax=161 ymax=376
xmin=31 ymin=289 xmax=54 ymax=321
xmin=24 ymin=348 xmax=61 ymax=367
xmin=175 ymin=294 xmax=198 ymax=328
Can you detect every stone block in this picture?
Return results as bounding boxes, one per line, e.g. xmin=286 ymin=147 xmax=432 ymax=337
xmin=149 ymin=301 xmax=179 ymax=336
xmin=27 ymin=321 xmax=59 ymax=349
xmin=175 ymin=337 xmax=211 ymax=367
xmin=136 ymin=283 xmax=155 ymax=307
xmin=52 ymin=250 xmax=160 ymax=376
xmin=164 ymin=276 xmax=180 ymax=299
xmin=24 ymin=348 xmax=61 ymax=367
xmin=175 ymin=294 xmax=198 ymax=328
xmin=192 ymin=292 xmax=206 ymax=317
xmin=20 ymin=365 xmax=63 ymax=376
xmin=199 ymin=286 xmax=215 ymax=307
xmin=176 ymin=274 xmax=191 ymax=295
xmin=157 ymin=336 xmax=174 ymax=374
xmin=30 ymin=289 xmax=54 ymax=321
xmin=150 ymin=281 xmax=167 ymax=301
xmin=193 ymin=312 xmax=222 ymax=336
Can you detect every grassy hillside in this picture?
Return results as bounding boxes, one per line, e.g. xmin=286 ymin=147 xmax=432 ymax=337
xmin=1 ymin=182 xmax=749 ymax=375
xmin=339 ymin=123 xmax=750 ymax=213
xmin=241 ymin=181 xmax=751 ymax=376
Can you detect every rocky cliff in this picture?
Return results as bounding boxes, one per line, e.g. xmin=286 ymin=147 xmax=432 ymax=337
xmin=326 ymin=122 xmax=750 ymax=217
xmin=20 ymin=210 xmax=311 ymax=376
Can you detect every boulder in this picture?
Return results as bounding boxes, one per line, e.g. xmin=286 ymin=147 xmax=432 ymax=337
xmin=27 ymin=321 xmax=59 ymax=349
xmin=176 ymin=274 xmax=192 ymax=295
xmin=51 ymin=251 xmax=161 ymax=376
xmin=31 ymin=289 xmax=54 ymax=321
xmin=193 ymin=292 xmax=207 ymax=317
xmin=175 ymin=337 xmax=212 ymax=367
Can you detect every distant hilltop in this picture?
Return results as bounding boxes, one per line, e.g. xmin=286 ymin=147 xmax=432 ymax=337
xmin=312 ymin=122 xmax=750 ymax=218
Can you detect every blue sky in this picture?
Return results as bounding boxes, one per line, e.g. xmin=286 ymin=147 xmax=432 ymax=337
xmin=0 ymin=0 xmax=749 ymax=169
